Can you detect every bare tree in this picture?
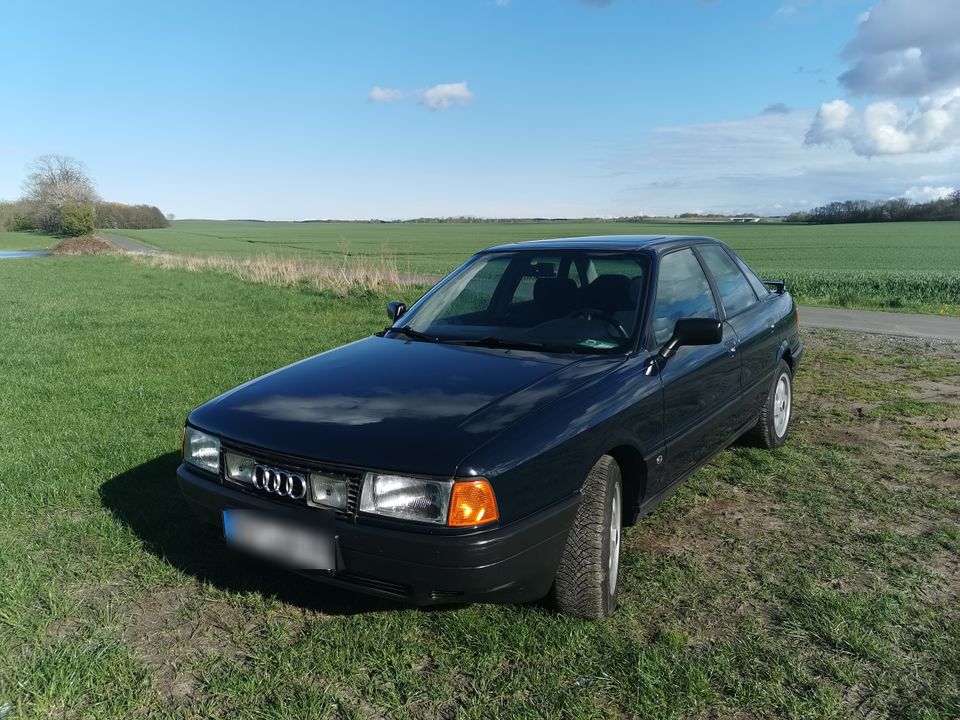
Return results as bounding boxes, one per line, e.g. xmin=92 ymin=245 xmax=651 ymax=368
xmin=21 ymin=155 xmax=99 ymax=232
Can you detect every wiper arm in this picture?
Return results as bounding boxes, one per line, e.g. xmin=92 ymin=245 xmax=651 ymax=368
xmin=384 ymin=325 xmax=439 ymax=343
xmin=450 ymin=336 xmax=547 ymax=351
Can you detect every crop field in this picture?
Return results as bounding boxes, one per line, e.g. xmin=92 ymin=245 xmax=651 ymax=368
xmin=110 ymin=219 xmax=960 ymax=314
xmin=1 ymin=255 xmax=958 ymax=718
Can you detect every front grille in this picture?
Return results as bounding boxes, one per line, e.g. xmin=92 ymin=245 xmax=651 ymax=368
xmin=220 ymin=440 xmax=362 ymax=519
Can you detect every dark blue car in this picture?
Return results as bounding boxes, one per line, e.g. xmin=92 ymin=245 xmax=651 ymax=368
xmin=178 ymin=235 xmax=802 ymax=618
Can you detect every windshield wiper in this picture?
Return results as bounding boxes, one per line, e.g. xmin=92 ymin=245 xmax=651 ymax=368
xmin=384 ymin=325 xmax=439 ymax=343
xmin=449 ymin=336 xmax=548 ymax=351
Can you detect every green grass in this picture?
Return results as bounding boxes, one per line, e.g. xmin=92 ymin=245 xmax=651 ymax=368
xmin=109 ymin=219 xmax=960 ymax=314
xmin=0 ymin=230 xmax=54 ymax=251
xmin=1 ymin=256 xmax=957 ymax=718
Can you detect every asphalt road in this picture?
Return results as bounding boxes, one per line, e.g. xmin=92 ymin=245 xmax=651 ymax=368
xmin=101 ymin=233 xmax=162 ymax=255
xmin=799 ymin=305 xmax=960 ymax=341
xmin=98 ymin=233 xmax=960 ymax=342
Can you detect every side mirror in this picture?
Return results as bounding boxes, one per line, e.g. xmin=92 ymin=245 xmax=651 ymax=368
xmin=658 ymin=318 xmax=723 ymax=360
xmin=386 ymin=301 xmax=407 ymax=322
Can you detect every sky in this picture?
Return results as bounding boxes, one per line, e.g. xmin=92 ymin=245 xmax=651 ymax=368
xmin=1 ymin=0 xmax=958 ymax=219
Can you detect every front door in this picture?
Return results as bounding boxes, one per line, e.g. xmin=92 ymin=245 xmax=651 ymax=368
xmin=650 ymin=248 xmax=741 ymax=486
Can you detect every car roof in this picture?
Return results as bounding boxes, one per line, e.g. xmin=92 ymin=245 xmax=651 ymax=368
xmin=480 ymin=235 xmax=720 ymax=255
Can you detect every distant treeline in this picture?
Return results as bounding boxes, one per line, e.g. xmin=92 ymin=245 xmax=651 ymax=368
xmin=0 ymin=200 xmax=169 ymax=232
xmin=95 ymin=202 xmax=170 ymax=229
xmin=787 ymin=193 xmax=960 ymax=224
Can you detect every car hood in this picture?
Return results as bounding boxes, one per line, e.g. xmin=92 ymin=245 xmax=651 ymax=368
xmin=189 ymin=335 xmax=622 ymax=476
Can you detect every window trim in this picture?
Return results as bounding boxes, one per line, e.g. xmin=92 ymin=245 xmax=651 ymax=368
xmin=645 ymin=244 xmax=721 ymax=351
xmin=692 ymin=242 xmax=761 ymax=321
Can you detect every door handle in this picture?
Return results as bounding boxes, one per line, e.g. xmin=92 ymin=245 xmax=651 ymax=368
xmin=724 ymin=341 xmax=738 ymax=355
xmin=766 ymin=318 xmax=776 ymax=331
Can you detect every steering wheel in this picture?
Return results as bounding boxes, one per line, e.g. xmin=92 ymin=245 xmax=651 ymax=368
xmin=565 ymin=308 xmax=629 ymax=338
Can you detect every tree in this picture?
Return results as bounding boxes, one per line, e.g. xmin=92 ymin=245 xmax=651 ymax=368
xmin=21 ymin=154 xmax=99 ymax=233
xmin=60 ymin=202 xmax=96 ymax=236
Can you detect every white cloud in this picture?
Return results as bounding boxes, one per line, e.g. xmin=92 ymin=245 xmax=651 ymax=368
xmin=839 ymin=0 xmax=960 ymax=96
xmin=419 ymin=81 xmax=475 ymax=110
xmin=368 ymin=86 xmax=404 ymax=103
xmin=805 ymin=88 xmax=960 ymax=155
xmin=901 ymin=185 xmax=956 ymax=202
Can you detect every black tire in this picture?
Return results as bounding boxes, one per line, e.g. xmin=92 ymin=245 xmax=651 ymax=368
xmin=554 ymin=455 xmax=622 ymax=619
xmin=754 ymin=359 xmax=793 ymax=449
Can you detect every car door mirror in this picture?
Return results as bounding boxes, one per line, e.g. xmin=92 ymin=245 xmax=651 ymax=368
xmin=658 ymin=318 xmax=723 ymax=360
xmin=386 ymin=301 xmax=407 ymax=322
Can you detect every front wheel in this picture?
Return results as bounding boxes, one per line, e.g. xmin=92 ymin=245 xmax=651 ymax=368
xmin=754 ymin=359 xmax=793 ymax=448
xmin=554 ymin=455 xmax=622 ymax=619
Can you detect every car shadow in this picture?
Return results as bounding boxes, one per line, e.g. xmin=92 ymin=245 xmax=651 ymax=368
xmin=100 ymin=452 xmax=409 ymax=616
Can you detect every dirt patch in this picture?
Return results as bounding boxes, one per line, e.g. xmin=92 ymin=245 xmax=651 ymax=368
xmin=120 ymin=586 xmax=248 ymax=706
xmin=912 ymin=379 xmax=960 ymax=405
xmin=924 ymin=550 xmax=960 ymax=606
xmin=633 ymin=489 xmax=784 ymax=559
xmin=52 ymin=235 xmax=122 ymax=255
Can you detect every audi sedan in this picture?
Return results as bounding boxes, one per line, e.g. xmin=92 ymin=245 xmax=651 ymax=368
xmin=178 ymin=235 xmax=801 ymax=618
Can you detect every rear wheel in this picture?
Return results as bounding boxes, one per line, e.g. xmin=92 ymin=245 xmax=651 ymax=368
xmin=554 ymin=455 xmax=622 ymax=619
xmin=754 ymin=359 xmax=793 ymax=448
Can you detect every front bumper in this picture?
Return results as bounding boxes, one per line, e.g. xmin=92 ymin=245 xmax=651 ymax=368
xmin=177 ymin=463 xmax=579 ymax=606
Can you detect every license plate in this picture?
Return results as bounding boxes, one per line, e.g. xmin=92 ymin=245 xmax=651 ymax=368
xmin=223 ymin=509 xmax=334 ymax=570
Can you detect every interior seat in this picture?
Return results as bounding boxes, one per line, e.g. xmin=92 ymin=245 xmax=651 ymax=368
xmin=534 ymin=277 xmax=578 ymax=319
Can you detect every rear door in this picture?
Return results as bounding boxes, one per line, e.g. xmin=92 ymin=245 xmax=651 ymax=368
xmin=694 ymin=244 xmax=778 ymax=426
xmin=651 ymin=247 xmax=741 ymax=486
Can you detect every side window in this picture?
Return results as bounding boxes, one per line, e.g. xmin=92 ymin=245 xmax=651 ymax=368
xmin=511 ymin=275 xmax=537 ymax=304
xmin=440 ymin=256 xmax=511 ymax=318
xmin=730 ymin=250 xmax=770 ymax=299
xmin=696 ymin=245 xmax=759 ymax=317
xmin=653 ymin=249 xmax=719 ymax=345
xmin=508 ymin=257 xmax=560 ymax=306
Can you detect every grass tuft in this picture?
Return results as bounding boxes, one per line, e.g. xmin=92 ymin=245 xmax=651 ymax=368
xmin=133 ymin=252 xmax=432 ymax=297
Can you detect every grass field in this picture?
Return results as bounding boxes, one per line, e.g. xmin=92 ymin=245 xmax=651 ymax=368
xmin=2 ymin=256 xmax=958 ymax=718
xmin=0 ymin=231 xmax=53 ymax=251
xmin=110 ymin=219 xmax=960 ymax=314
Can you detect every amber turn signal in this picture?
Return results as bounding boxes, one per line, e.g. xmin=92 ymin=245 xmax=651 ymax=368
xmin=448 ymin=479 xmax=499 ymax=527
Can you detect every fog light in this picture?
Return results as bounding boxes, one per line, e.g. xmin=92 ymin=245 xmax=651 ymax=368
xmin=310 ymin=472 xmax=349 ymax=510
xmin=224 ymin=452 xmax=255 ymax=485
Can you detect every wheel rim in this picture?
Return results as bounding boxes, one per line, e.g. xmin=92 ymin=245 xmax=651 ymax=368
xmin=773 ymin=372 xmax=791 ymax=437
xmin=608 ymin=480 xmax=622 ymax=596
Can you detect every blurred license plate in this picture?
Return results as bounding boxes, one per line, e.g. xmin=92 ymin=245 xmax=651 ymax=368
xmin=222 ymin=509 xmax=334 ymax=570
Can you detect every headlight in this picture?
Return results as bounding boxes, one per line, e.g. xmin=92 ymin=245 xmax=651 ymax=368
xmin=359 ymin=474 xmax=499 ymax=526
xmin=183 ymin=426 xmax=220 ymax=474
xmin=360 ymin=473 xmax=451 ymax=524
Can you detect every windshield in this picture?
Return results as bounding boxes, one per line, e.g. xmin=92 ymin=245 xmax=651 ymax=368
xmin=390 ymin=251 xmax=650 ymax=353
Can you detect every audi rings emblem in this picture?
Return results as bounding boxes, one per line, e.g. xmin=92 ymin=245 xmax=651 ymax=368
xmin=252 ymin=464 xmax=307 ymax=500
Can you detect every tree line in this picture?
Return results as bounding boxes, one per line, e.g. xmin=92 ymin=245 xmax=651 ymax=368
xmin=786 ymin=192 xmax=960 ymax=224
xmin=0 ymin=155 xmax=169 ymax=236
